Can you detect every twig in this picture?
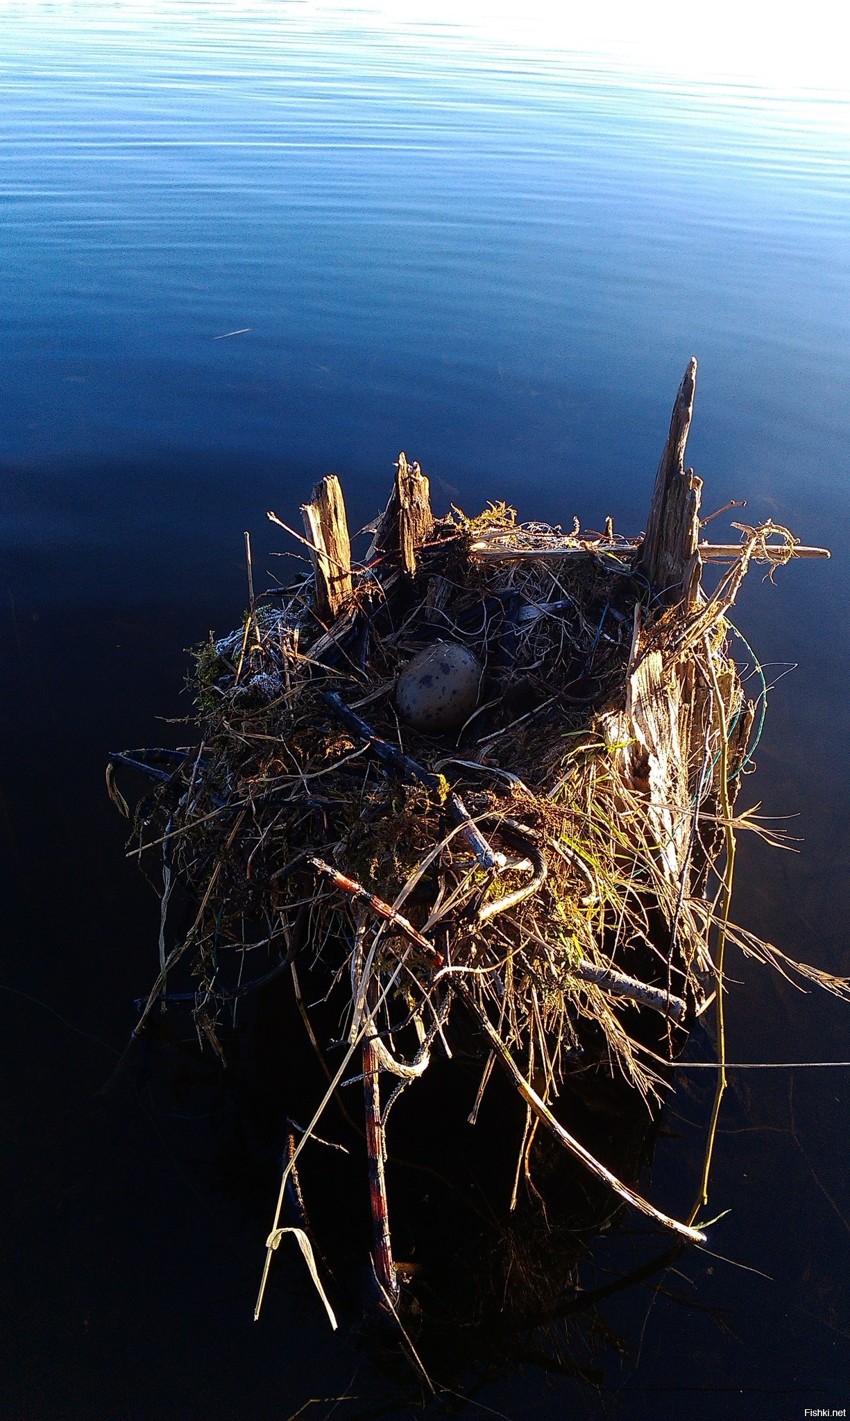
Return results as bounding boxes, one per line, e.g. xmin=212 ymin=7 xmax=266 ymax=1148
xmin=323 ymin=692 xmax=521 ymax=872
xmin=267 ymin=509 xmax=355 ymax=576
xmin=698 ymin=542 xmax=829 ymax=560
xmin=321 ymin=691 xmax=442 ymax=792
xmin=132 ymin=810 xmax=247 ymax=1036
xmin=307 ymin=857 xmax=443 ymax=967
xmin=700 ymin=499 xmax=747 ymax=527
xmin=107 ymin=752 xmax=175 ymax=785
xmin=256 ymin=941 xmax=417 ymax=1322
xmin=468 ymin=1050 xmax=496 ymax=1124
xmin=690 ymin=638 xmax=735 ymax=1222
xmin=477 ymin=839 xmax=547 ymax=923
xmin=455 ymin=981 xmax=705 ymax=1243
xmin=570 ymin=958 xmax=687 ymax=1023
xmin=244 ymin=529 xmax=256 ymax=608
xmin=468 ymin=539 xmax=829 ymax=563
xmin=363 ymin=975 xmax=400 ymax=1303
xmin=446 ymin=791 xmax=509 ymax=871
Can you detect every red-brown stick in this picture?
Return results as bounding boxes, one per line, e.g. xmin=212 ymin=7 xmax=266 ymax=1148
xmin=363 ymin=977 xmax=399 ymax=1303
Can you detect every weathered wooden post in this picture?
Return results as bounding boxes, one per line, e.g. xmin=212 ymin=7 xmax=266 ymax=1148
xmin=370 ymin=452 xmax=434 ymax=576
xmin=637 ymin=356 xmax=702 ymax=611
xmin=302 ymin=473 xmax=353 ymax=620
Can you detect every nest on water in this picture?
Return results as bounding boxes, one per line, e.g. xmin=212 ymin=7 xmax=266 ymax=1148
xmin=110 ymin=359 xmax=843 ymax=1327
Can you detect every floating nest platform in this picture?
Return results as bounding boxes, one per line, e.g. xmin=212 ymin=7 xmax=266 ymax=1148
xmin=110 ymin=359 xmax=840 ymax=1330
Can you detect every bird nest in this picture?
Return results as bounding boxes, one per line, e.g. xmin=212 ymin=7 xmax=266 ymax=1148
xmin=110 ymin=362 xmax=842 ymax=1326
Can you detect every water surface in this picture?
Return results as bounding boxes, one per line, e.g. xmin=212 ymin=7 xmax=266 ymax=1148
xmin=3 ymin=5 xmax=849 ymax=1417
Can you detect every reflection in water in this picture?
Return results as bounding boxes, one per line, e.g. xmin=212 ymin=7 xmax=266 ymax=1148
xmin=364 ymin=1066 xmax=673 ymax=1393
xmin=109 ymin=978 xmax=695 ymax=1403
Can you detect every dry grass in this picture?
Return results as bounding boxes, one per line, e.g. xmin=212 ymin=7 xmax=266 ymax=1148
xmin=110 ymin=479 xmax=847 ymax=1317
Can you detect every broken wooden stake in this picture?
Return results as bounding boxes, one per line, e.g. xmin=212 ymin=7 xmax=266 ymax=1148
xmin=637 ymin=356 xmax=703 ymax=609
xmin=371 ymin=452 xmax=434 ymax=577
xmin=301 ymin=473 xmax=352 ymax=620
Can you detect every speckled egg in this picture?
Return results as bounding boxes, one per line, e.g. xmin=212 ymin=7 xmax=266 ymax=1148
xmin=396 ymin=641 xmax=482 ymax=733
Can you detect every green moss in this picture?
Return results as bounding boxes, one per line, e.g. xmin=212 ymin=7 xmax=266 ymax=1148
xmin=191 ymin=635 xmax=229 ymax=712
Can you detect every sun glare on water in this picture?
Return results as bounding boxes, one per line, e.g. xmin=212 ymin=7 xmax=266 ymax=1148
xmin=3 ymin=0 xmax=848 ymax=136
xmin=4 ymin=0 xmax=849 ymax=91
xmin=368 ymin=0 xmax=850 ymax=95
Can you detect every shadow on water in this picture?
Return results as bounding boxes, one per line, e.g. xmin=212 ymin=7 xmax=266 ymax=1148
xmin=94 ymin=973 xmax=715 ymax=1415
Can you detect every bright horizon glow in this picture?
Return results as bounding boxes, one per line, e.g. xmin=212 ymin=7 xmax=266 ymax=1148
xmin=3 ymin=0 xmax=850 ymax=98
xmin=355 ymin=0 xmax=850 ymax=95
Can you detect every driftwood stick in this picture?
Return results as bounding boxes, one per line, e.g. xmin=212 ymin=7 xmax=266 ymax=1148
xmin=322 ymin=693 xmax=521 ymax=875
xmin=321 ymin=691 xmax=442 ymax=792
xmin=302 ymin=474 xmax=353 ymax=620
xmin=698 ymin=542 xmax=830 ymax=561
xmin=571 ymin=959 xmax=687 ymax=1023
xmin=468 ymin=540 xmax=830 ymax=563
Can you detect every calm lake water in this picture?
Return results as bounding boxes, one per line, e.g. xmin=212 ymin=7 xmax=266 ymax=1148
xmin=3 ymin=4 xmax=849 ymax=1417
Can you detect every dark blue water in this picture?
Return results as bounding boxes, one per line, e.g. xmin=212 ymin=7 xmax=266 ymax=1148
xmin=3 ymin=6 xmax=849 ymax=1417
